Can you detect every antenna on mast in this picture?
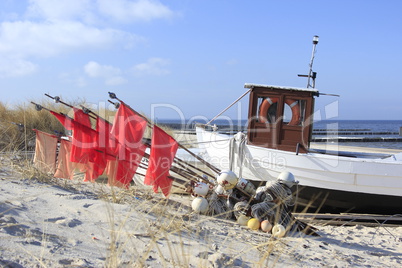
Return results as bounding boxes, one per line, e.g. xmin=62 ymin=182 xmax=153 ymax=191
xmin=298 ymin=35 xmax=319 ymax=88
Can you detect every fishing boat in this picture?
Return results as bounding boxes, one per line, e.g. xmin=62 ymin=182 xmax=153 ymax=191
xmin=195 ymin=37 xmax=402 ymax=215
xmin=195 ymin=83 xmax=402 ymax=214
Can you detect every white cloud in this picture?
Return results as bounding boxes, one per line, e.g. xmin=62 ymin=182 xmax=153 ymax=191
xmin=25 ymin=0 xmax=174 ymax=23
xmin=0 ymin=57 xmax=38 ymax=78
xmin=84 ymin=61 xmax=127 ymax=86
xmin=105 ymin=76 xmax=127 ymax=86
xmin=84 ymin=61 xmax=119 ymax=77
xmin=0 ymin=0 xmax=174 ymax=78
xmin=0 ymin=17 xmax=142 ymax=78
xmin=97 ymin=0 xmax=174 ymax=23
xmin=0 ymin=20 xmax=140 ymax=58
xmin=26 ymin=0 xmax=93 ymax=22
xmin=59 ymin=72 xmax=87 ymax=87
xmin=131 ymin=57 xmax=170 ymax=76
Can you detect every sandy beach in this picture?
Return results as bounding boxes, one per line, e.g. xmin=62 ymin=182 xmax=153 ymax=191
xmin=1 ymin=158 xmax=401 ymax=268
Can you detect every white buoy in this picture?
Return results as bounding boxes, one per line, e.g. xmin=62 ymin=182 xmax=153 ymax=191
xmin=217 ymin=170 xmax=238 ymax=190
xmin=215 ymin=185 xmax=226 ymax=195
xmin=275 ymin=171 xmax=299 ymax=188
xmin=236 ymin=178 xmax=256 ymax=195
xmin=191 ymin=197 xmax=209 ymax=213
xmin=237 ymin=215 xmax=250 ymax=226
xmin=271 ymin=224 xmax=286 ymax=238
xmin=193 ymin=182 xmax=209 ymax=196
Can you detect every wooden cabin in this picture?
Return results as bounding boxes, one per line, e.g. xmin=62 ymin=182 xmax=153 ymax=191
xmin=245 ymin=84 xmax=319 ymax=153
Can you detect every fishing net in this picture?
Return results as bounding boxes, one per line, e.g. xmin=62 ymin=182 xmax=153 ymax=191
xmin=207 ymin=192 xmax=232 ymax=219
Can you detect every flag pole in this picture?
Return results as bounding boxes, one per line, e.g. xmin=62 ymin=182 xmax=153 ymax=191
xmin=32 ymin=100 xmax=252 ymax=197
xmin=44 ymin=94 xmax=99 ymax=120
xmin=109 ymin=98 xmax=251 ymax=197
xmin=46 ymin=95 xmax=216 ymax=184
xmin=39 ymin=97 xmax=214 ymax=188
xmin=108 ymin=92 xmax=221 ymax=174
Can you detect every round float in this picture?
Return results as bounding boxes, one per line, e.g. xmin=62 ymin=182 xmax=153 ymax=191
xmin=271 ymin=224 xmax=286 ymax=238
xmin=193 ymin=182 xmax=209 ymax=196
xmin=237 ymin=215 xmax=250 ymax=226
xmin=260 ymin=220 xmax=273 ymax=232
xmin=191 ymin=197 xmax=209 ymax=213
xmin=247 ymin=218 xmax=260 ymax=230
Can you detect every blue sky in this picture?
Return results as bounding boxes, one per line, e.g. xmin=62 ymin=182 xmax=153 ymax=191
xmin=1 ymin=0 xmax=401 ymax=121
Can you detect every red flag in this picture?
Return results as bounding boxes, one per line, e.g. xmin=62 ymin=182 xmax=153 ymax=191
xmin=33 ymin=129 xmax=58 ymax=174
xmin=73 ymin=108 xmax=91 ymax=127
xmin=96 ymin=117 xmax=117 ymax=160
xmin=50 ymin=111 xmax=73 ymax=130
xmin=105 ymin=160 xmax=121 ymax=187
xmin=110 ymin=102 xmax=147 ymax=186
xmin=111 ymin=102 xmax=147 ymax=160
xmin=50 ymin=109 xmax=103 ymax=182
xmin=105 ymin=159 xmax=142 ymax=188
xmin=70 ymin=109 xmax=96 ymax=165
xmin=54 ymin=138 xmax=74 ymax=180
xmin=83 ymin=158 xmax=105 ymax=182
xmin=72 ymin=109 xmax=108 ymax=182
xmin=50 ymin=110 xmax=96 ymax=164
xmin=144 ymin=126 xmax=178 ymax=197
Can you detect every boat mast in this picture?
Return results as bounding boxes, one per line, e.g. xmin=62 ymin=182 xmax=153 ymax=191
xmin=307 ymin=35 xmax=319 ymax=88
xmin=298 ymin=35 xmax=319 ymax=88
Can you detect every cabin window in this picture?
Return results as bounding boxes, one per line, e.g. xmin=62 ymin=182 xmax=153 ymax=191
xmin=283 ymin=98 xmax=306 ymax=126
xmin=256 ymin=96 xmax=278 ymax=124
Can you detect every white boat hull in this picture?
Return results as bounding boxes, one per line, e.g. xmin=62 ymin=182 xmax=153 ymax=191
xmin=196 ymin=126 xmax=402 ymax=214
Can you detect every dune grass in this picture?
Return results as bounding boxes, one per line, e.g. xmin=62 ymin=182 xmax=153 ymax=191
xmin=0 ymin=99 xmax=74 ymax=151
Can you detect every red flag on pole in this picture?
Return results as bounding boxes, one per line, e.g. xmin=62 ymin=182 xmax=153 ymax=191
xmin=50 ymin=109 xmax=103 ymax=182
xmin=71 ymin=108 xmax=96 ymax=164
xmin=73 ymin=109 xmax=109 ymax=182
xmin=50 ymin=111 xmax=73 ymax=131
xmin=110 ymin=102 xmax=147 ymax=187
xmin=110 ymin=102 xmax=147 ymax=160
xmin=51 ymin=109 xmax=96 ymax=164
xmin=73 ymin=108 xmax=91 ymax=127
xmin=54 ymin=138 xmax=74 ymax=180
xmin=144 ymin=126 xmax=178 ymax=197
xmin=33 ymin=129 xmax=58 ymax=174
xmin=96 ymin=117 xmax=117 ymax=159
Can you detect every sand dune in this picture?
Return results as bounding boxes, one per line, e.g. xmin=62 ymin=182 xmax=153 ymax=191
xmin=1 ymin=171 xmax=401 ymax=267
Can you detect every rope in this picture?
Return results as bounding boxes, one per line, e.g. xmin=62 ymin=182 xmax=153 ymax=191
xmin=178 ymin=138 xmax=232 ymax=146
xmin=237 ymin=134 xmax=246 ymax=179
xmin=229 ymin=132 xmax=247 ymax=179
xmin=233 ymin=200 xmax=249 ymax=219
xmin=206 ymin=88 xmax=252 ymax=126
xmin=265 ymin=181 xmax=295 ymax=206
xmin=207 ymin=192 xmax=232 ymax=219
xmin=252 ymin=181 xmax=315 ymax=235
xmin=250 ymin=202 xmax=276 ymax=222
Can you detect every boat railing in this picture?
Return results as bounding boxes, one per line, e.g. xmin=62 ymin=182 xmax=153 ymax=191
xmin=308 ymin=148 xmax=393 ymax=159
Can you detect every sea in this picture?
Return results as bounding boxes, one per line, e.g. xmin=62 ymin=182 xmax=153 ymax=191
xmin=156 ymin=119 xmax=402 ymax=150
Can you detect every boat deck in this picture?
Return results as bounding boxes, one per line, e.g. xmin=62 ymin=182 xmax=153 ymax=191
xmin=310 ymin=143 xmax=402 ymax=154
